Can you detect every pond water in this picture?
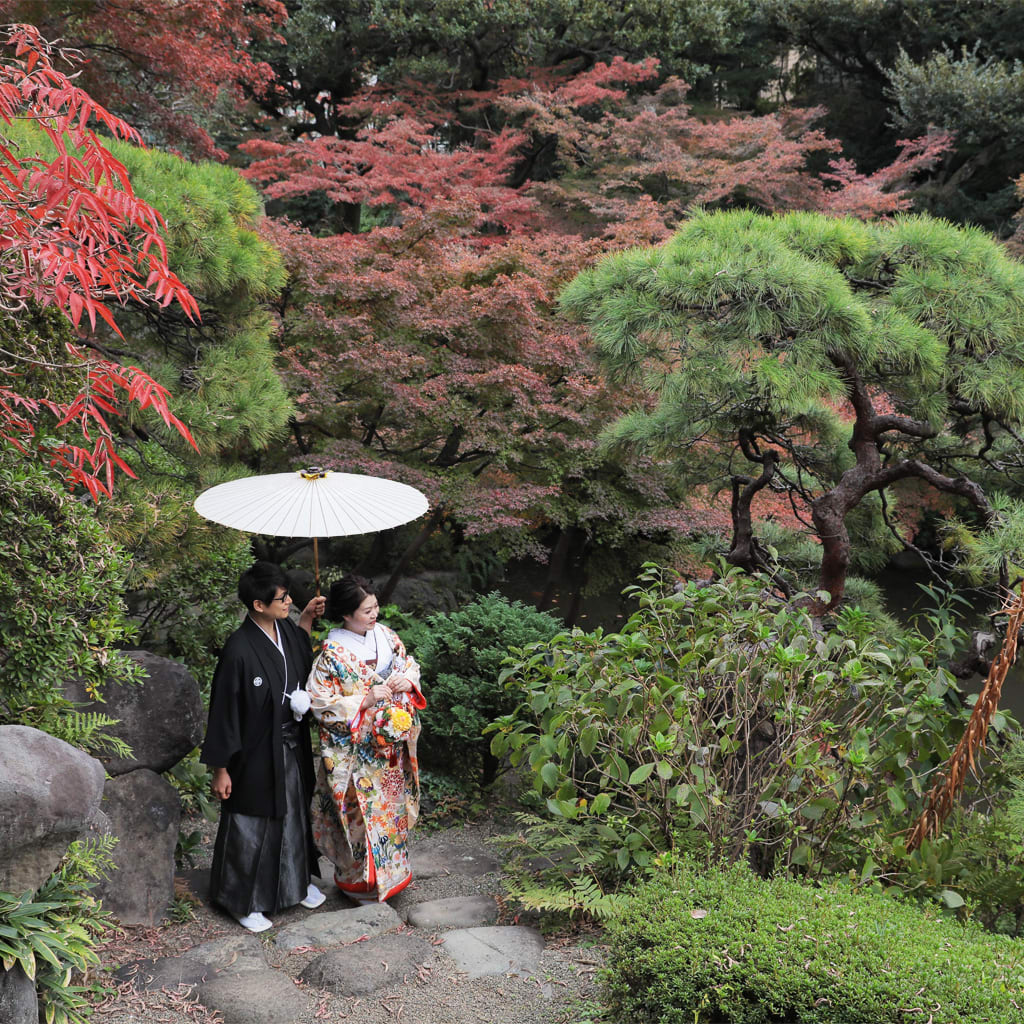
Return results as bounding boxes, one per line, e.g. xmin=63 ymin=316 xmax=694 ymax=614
xmin=494 ymin=560 xmax=633 ymax=631
xmin=874 ymin=555 xmax=1024 ymax=723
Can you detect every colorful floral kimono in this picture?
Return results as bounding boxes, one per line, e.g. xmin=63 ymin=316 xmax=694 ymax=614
xmin=307 ymin=624 xmax=426 ymax=901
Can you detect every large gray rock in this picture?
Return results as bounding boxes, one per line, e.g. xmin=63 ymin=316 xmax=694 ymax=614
xmin=64 ymin=650 xmax=203 ymax=775
xmin=117 ymin=934 xmax=269 ymax=991
xmin=198 ymin=971 xmax=309 ymax=1024
xmin=300 ymin=932 xmax=432 ymax=996
xmin=93 ymin=769 xmax=180 ymax=926
xmin=414 ymin=848 xmax=500 ymax=878
xmin=0 ymin=965 xmax=37 ymax=1024
xmin=0 ymin=725 xmax=105 ymax=893
xmin=120 ymin=929 xmax=309 ymax=1024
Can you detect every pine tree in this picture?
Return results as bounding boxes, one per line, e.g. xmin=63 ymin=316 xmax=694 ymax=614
xmin=563 ymin=209 xmax=1024 ymax=606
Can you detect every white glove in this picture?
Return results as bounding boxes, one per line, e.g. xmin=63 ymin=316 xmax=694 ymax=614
xmin=289 ymin=689 xmax=312 ymax=721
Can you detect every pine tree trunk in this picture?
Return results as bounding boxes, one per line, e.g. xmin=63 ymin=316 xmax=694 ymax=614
xmin=725 ymin=448 xmax=778 ymax=574
xmin=810 ymin=493 xmax=852 ymax=610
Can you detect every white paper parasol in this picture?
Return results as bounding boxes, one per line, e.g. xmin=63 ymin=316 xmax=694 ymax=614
xmin=193 ymin=467 xmax=429 ymax=590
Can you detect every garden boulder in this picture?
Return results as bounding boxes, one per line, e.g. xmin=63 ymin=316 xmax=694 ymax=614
xmin=93 ymin=768 xmax=180 ymax=926
xmin=0 ymin=964 xmax=37 ymax=1024
xmin=64 ymin=649 xmax=203 ymax=775
xmin=0 ymin=725 xmax=105 ymax=894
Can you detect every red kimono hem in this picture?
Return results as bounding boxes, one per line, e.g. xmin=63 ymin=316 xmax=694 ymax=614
xmin=336 ymin=859 xmax=412 ymax=902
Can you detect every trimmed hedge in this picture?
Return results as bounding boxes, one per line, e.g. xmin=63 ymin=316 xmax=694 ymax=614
xmin=604 ymin=863 xmax=1024 ymax=1024
xmin=415 ymin=593 xmax=562 ymax=786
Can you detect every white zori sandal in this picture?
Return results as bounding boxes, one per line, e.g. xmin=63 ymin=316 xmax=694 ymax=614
xmin=300 ymin=883 xmax=326 ymax=909
xmin=237 ymin=911 xmax=273 ymax=933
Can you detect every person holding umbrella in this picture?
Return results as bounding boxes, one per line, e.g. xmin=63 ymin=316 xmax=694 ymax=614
xmin=307 ymin=575 xmax=426 ymax=902
xmin=200 ymin=560 xmax=328 ymax=932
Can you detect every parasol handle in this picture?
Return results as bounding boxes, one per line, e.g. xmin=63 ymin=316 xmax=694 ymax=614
xmin=300 ymin=468 xmax=325 ymax=598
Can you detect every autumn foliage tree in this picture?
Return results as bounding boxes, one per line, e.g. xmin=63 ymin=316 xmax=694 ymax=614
xmin=240 ymin=57 xmax=948 ymax=604
xmin=495 ymin=59 xmax=949 ymax=231
xmin=1 ymin=0 xmax=287 ymax=158
xmin=0 ymin=23 xmax=201 ymax=498
xmin=244 ymin=0 xmax=760 ymax=140
xmin=248 ymin=122 xmax=691 ymax=608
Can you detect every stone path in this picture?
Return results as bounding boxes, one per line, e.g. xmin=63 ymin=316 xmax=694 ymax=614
xmin=113 ymin=827 xmax=603 ymax=1024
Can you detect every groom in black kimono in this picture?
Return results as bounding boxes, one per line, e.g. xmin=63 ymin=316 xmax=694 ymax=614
xmin=201 ymin=560 xmax=327 ymax=932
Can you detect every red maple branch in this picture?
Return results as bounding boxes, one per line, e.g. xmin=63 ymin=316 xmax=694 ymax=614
xmin=0 ymin=23 xmax=201 ymax=496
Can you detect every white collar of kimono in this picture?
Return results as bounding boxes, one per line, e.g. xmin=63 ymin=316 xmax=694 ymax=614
xmin=328 ymin=623 xmax=393 ymax=670
xmin=248 ymin=614 xmax=292 ymax=695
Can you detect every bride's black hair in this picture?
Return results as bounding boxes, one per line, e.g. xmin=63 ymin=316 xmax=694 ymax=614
xmin=326 ymin=574 xmax=376 ymax=622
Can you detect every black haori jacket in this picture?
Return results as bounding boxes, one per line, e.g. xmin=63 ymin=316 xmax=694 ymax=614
xmin=200 ymin=616 xmax=316 ymax=818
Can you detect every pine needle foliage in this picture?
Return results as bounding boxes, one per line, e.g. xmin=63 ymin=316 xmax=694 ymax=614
xmin=1 ymin=119 xmax=294 ymax=679
xmin=101 ymin=134 xmax=291 ymax=461
xmin=562 ymin=209 xmax=1024 ymax=599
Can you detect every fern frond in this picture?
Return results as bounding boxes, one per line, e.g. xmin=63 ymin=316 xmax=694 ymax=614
xmin=504 ymin=875 xmax=631 ymax=922
xmin=49 ymin=712 xmax=132 ymax=759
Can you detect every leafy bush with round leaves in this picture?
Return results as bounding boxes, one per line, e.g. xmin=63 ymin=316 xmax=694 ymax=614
xmin=490 ymin=564 xmax=975 ymax=878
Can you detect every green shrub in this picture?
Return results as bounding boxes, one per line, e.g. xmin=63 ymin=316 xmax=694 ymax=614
xmin=490 ymin=565 xmax=976 ymax=882
xmin=378 ymin=602 xmax=431 ymax=658
xmin=884 ymin=732 xmax=1024 ymax=935
xmin=125 ymin=524 xmax=253 ymax=693
xmin=0 ymin=446 xmax=141 ymax=747
xmin=605 ymin=862 xmax=1024 ymax=1024
xmin=415 ymin=592 xmax=563 ymax=787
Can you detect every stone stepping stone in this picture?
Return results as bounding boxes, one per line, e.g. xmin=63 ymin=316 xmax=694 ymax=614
xmin=406 ymin=894 xmax=498 ymax=930
xmin=116 ymin=933 xmax=267 ymax=991
xmin=272 ymin=901 xmax=401 ymax=951
xmin=414 ymin=847 xmax=500 ymax=878
xmin=440 ymin=925 xmax=545 ymax=979
xmin=197 ymin=969 xmax=308 ymax=1024
xmin=299 ymin=931 xmax=432 ymax=996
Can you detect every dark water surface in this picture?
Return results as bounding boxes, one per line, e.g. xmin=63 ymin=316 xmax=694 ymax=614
xmin=859 ymin=555 xmax=1024 ymax=723
xmin=495 ymin=560 xmax=632 ymax=631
